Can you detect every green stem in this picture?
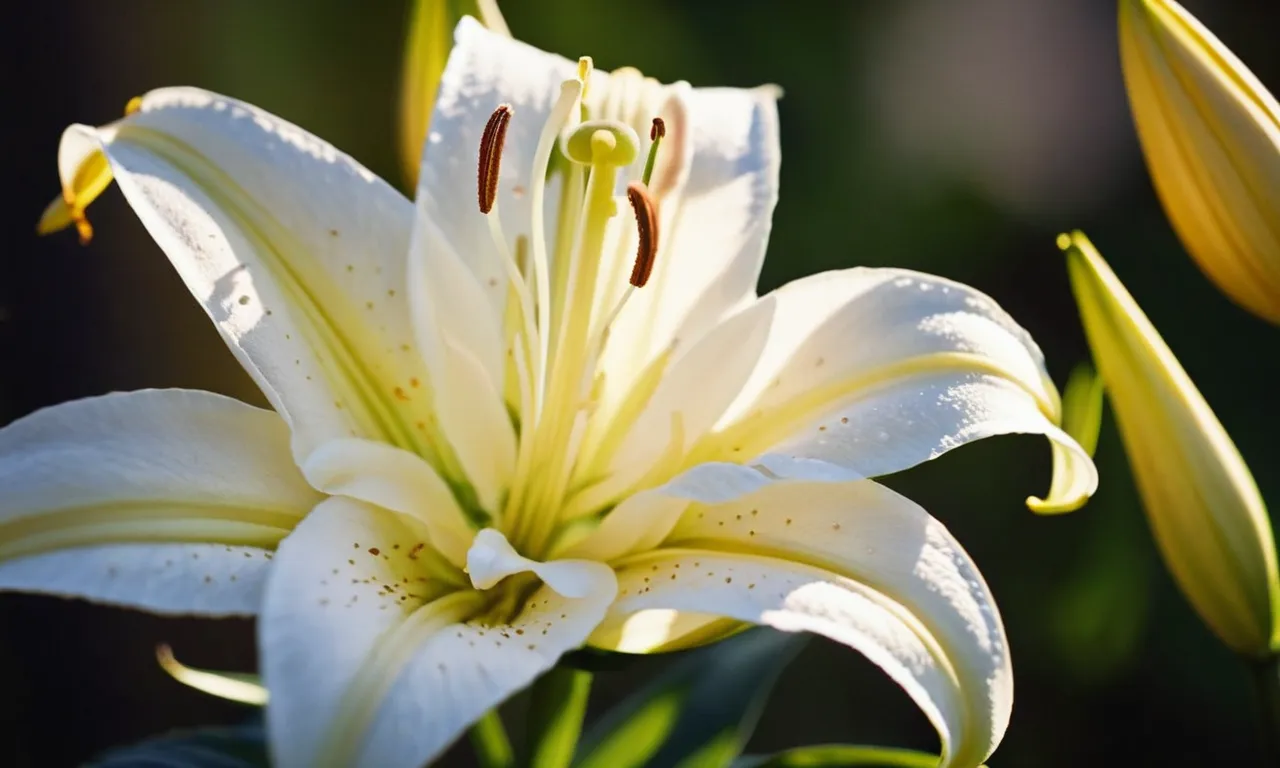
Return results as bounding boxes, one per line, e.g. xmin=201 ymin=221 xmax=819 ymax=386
xmin=527 ymin=668 xmax=594 ymax=768
xmin=470 ymin=709 xmax=515 ymax=768
xmin=1250 ymin=654 xmax=1280 ymax=766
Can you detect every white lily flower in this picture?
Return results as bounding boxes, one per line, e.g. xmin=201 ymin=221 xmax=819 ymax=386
xmin=9 ymin=19 xmax=1097 ymax=768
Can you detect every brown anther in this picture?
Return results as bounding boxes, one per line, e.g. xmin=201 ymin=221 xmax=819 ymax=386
xmin=626 ymin=181 xmax=659 ymax=288
xmin=650 ymin=117 xmax=665 ymax=141
xmin=477 ymin=104 xmax=513 ymax=214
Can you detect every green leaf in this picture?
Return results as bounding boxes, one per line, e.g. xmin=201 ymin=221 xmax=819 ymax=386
xmin=470 ymin=709 xmax=516 ymax=768
xmin=88 ymin=721 xmax=268 ymax=768
xmin=527 ymin=667 xmax=593 ymax=768
xmin=574 ymin=628 xmax=807 ymax=768
xmin=1060 ymin=361 xmax=1104 ymax=458
xmin=733 ymin=744 xmax=950 ymax=768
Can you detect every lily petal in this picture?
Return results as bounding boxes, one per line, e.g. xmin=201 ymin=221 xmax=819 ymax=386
xmin=0 ymin=389 xmax=318 ymax=615
xmin=662 ymin=479 xmax=1007 ymax=766
xmin=563 ymin=461 xmax=772 ymax=563
xmin=601 ymin=545 xmax=999 ymax=768
xmin=601 ymin=84 xmax=783 ymax=387
xmin=697 ymin=268 xmax=1096 ymax=513
xmin=465 ymin=528 xmax=609 ymax=598
xmin=407 ymin=215 xmax=517 ymax=512
xmin=301 ymin=437 xmax=475 ymax=569
xmin=417 ymin=17 xmax=575 ymax=323
xmin=261 ymin=498 xmax=615 ymax=768
xmin=580 ymin=476 xmax=1011 ymax=768
xmin=58 ymin=88 xmax=441 ymax=465
xmin=578 ymin=295 xmax=776 ymax=506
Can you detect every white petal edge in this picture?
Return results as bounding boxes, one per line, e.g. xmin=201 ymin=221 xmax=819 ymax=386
xmin=0 ymin=543 xmax=277 ymax=617
xmin=60 ymin=88 xmax=440 ymax=464
xmin=0 ymin=389 xmax=318 ymax=614
xmin=701 ymin=268 xmax=1096 ymax=513
xmin=302 ymin=437 xmax=475 ymax=569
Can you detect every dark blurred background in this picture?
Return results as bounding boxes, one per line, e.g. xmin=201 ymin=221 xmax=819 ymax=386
xmin=4 ymin=1 xmax=1280 ymax=765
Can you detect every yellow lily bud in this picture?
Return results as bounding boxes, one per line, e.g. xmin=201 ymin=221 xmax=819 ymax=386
xmin=399 ymin=0 xmax=509 ymax=189
xmin=1061 ymin=230 xmax=1280 ymax=657
xmin=1119 ymin=0 xmax=1280 ymax=324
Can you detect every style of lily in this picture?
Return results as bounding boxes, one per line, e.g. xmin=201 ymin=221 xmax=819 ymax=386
xmin=9 ymin=19 xmax=1097 ymax=768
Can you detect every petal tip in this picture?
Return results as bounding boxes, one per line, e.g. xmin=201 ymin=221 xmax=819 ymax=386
xmin=36 ymin=195 xmax=74 ymax=236
xmin=1025 ymin=493 xmax=1089 ymax=515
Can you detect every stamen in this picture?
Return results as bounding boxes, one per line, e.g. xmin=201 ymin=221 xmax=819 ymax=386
xmin=575 ymin=181 xmax=659 ymax=434
xmin=477 ymin=104 xmax=539 ymax=423
xmin=578 ymin=57 xmax=594 ymax=98
xmin=626 ymin=181 xmax=659 ymax=288
xmin=477 ymin=104 xmax=513 ymax=214
xmin=514 ymin=235 xmax=529 ymax=276
xmin=642 ymin=118 xmax=665 ymax=187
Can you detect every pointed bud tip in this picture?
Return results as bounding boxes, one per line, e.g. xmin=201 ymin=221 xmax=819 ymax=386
xmin=36 ymin=196 xmax=74 ymax=237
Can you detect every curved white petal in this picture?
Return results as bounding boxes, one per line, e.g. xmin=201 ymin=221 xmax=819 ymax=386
xmin=302 ymin=437 xmax=475 ymax=569
xmin=671 ymin=479 xmax=1006 ymax=764
xmin=0 ymin=543 xmax=277 ymax=616
xmin=261 ymin=498 xmax=456 ymax=768
xmin=600 ymin=83 xmax=783 ymax=388
xmin=407 ymin=216 xmax=517 ymax=512
xmin=261 ymin=497 xmax=615 ymax=768
xmin=59 ymin=88 xmax=440 ymax=464
xmin=465 ymin=528 xmax=609 ymax=598
xmin=598 ymin=479 xmax=1010 ymax=768
xmin=701 ymin=268 xmax=1096 ymax=512
xmin=417 ymin=17 xmax=575 ymax=321
xmin=0 ymin=389 xmax=318 ymax=614
xmin=577 ymin=295 xmax=776 ymax=506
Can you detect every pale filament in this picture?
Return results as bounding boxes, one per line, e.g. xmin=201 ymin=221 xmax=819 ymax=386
xmin=474 ymin=62 xmax=669 ymax=557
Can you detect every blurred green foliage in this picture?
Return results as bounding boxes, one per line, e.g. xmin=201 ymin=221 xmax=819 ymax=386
xmin=3 ymin=1 xmax=1280 ymax=766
